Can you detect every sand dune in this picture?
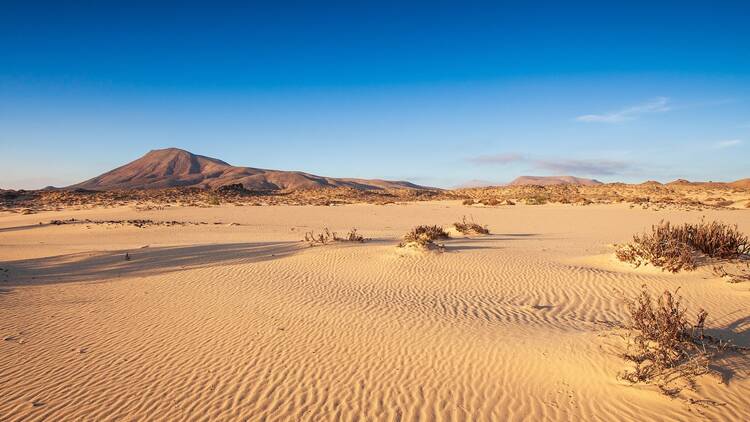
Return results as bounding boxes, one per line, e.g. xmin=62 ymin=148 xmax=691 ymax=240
xmin=1 ymin=202 xmax=749 ymax=421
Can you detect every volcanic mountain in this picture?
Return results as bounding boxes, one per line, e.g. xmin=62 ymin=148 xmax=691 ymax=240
xmin=508 ymin=176 xmax=603 ymax=186
xmin=69 ymin=148 xmax=428 ymax=191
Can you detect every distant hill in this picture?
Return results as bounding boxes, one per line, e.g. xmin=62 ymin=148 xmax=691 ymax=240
xmin=69 ymin=148 xmax=429 ymax=191
xmin=666 ymin=178 xmax=750 ymax=188
xmin=508 ymin=176 xmax=603 ymax=186
xmin=729 ymin=178 xmax=750 ymax=189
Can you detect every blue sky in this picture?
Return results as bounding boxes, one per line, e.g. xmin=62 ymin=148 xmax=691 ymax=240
xmin=2 ymin=1 xmax=749 ymax=189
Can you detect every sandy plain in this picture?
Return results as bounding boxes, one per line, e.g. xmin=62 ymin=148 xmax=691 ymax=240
xmin=1 ymin=201 xmax=749 ymax=421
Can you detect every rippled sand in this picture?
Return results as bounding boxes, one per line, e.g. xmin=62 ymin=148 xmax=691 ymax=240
xmin=1 ymin=202 xmax=748 ymax=421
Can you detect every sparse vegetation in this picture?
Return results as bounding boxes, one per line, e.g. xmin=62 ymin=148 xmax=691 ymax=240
xmin=453 ymin=216 xmax=489 ymax=235
xmin=462 ymin=199 xmax=475 ymax=206
xmin=616 ymin=220 xmax=749 ymax=272
xmin=525 ymin=195 xmax=548 ymax=205
xmin=343 ymin=228 xmax=367 ymax=242
xmin=207 ymin=195 xmax=221 ymax=206
xmin=398 ymin=225 xmax=450 ymax=250
xmin=304 ymin=228 xmax=335 ymax=244
xmin=712 ymin=262 xmax=750 ymax=283
xmin=303 ymin=227 xmax=368 ymax=245
xmin=479 ymin=198 xmax=501 ymax=206
xmin=3 ymin=181 xmax=749 ymax=212
xmin=620 ymin=286 xmax=741 ymax=395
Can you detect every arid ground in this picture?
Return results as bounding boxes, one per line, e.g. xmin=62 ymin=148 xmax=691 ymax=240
xmin=1 ymin=201 xmax=749 ymax=421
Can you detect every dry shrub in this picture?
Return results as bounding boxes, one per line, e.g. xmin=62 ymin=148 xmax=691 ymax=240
xmin=304 ymin=228 xmax=335 ymax=245
xmin=525 ymin=195 xmax=547 ymax=205
xmin=620 ymin=286 xmax=738 ymax=395
xmin=453 ymin=216 xmax=489 ymax=235
xmin=480 ymin=198 xmax=501 ymax=206
xmin=462 ymin=198 xmax=475 ymax=206
xmin=207 ymin=194 xmax=222 ymax=206
xmin=616 ymin=220 xmax=749 ymax=272
xmin=398 ymin=225 xmax=450 ymax=249
xmin=343 ymin=228 xmax=367 ymax=242
xmin=304 ymin=227 xmax=368 ymax=244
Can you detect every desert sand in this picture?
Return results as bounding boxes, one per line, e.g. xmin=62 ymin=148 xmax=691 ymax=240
xmin=1 ymin=202 xmax=749 ymax=421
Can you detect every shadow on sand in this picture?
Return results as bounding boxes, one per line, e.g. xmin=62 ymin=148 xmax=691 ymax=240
xmin=1 ymin=241 xmax=302 ymax=287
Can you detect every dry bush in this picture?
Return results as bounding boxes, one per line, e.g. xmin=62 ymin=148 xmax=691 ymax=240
xmin=525 ymin=195 xmax=547 ymax=205
xmin=343 ymin=228 xmax=367 ymax=242
xmin=685 ymin=220 xmax=749 ymax=258
xmin=304 ymin=227 xmax=368 ymax=244
xmin=207 ymin=195 xmax=221 ymax=206
xmin=620 ymin=286 xmax=738 ymax=395
xmin=453 ymin=216 xmax=489 ymax=235
xmin=304 ymin=228 xmax=335 ymax=245
xmin=615 ymin=231 xmax=697 ymax=273
xmin=480 ymin=198 xmax=501 ymax=206
xmin=398 ymin=225 xmax=450 ymax=248
xmin=616 ymin=220 xmax=749 ymax=272
xmin=462 ymin=199 xmax=475 ymax=205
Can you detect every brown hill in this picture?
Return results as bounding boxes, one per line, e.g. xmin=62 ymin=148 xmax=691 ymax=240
xmin=508 ymin=176 xmax=603 ymax=186
xmin=666 ymin=178 xmax=750 ymax=188
xmin=69 ymin=148 xmax=428 ymax=191
xmin=729 ymin=178 xmax=750 ymax=189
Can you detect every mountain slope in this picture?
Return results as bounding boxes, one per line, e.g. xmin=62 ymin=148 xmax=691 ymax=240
xmin=69 ymin=148 xmax=427 ymax=191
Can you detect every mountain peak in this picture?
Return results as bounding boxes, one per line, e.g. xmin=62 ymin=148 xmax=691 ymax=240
xmin=68 ymin=148 xmax=428 ymax=191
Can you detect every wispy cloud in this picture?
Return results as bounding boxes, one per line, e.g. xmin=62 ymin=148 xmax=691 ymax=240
xmin=467 ymin=153 xmax=524 ymax=165
xmin=713 ymin=139 xmax=743 ymax=149
xmin=466 ymin=153 xmax=632 ymax=176
xmin=533 ymin=159 xmax=630 ymax=175
xmin=576 ymin=97 xmax=670 ymax=123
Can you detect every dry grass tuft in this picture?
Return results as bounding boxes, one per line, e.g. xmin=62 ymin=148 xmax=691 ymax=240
xmin=616 ymin=220 xmax=749 ymax=272
xmin=712 ymin=262 xmax=750 ymax=283
xmin=620 ymin=286 xmax=741 ymax=395
xmin=398 ymin=225 xmax=450 ymax=250
xmin=342 ymin=228 xmax=367 ymax=242
xmin=453 ymin=216 xmax=490 ymax=235
xmin=304 ymin=228 xmax=335 ymax=245
xmin=303 ymin=228 xmax=369 ymax=245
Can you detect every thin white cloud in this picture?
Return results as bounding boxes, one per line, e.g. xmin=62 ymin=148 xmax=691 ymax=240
xmin=533 ymin=159 xmax=630 ymax=176
xmin=466 ymin=153 xmax=632 ymax=176
xmin=576 ymin=97 xmax=670 ymax=123
xmin=467 ymin=153 xmax=524 ymax=165
xmin=714 ymin=139 xmax=743 ymax=149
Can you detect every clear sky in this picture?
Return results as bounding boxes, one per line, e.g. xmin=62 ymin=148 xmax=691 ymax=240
xmin=2 ymin=1 xmax=749 ymax=189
